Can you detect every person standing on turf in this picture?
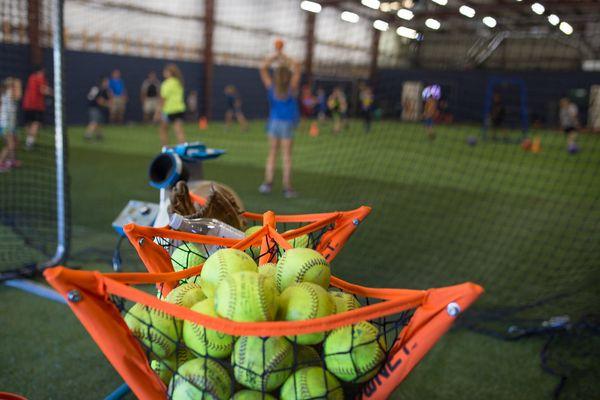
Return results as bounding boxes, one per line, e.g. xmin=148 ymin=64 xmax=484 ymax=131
xmin=23 ymin=66 xmax=51 ymax=149
xmin=559 ymin=96 xmax=580 ymax=150
xmin=186 ymin=90 xmax=198 ymax=122
xmin=108 ymin=69 xmax=127 ymax=124
xmin=157 ymin=63 xmax=187 ymax=146
xmin=84 ymin=77 xmax=110 ymax=141
xmin=316 ymin=86 xmax=327 ymax=122
xmin=140 ymin=71 xmax=160 ymax=123
xmin=0 ymin=77 xmax=22 ymax=171
xmin=224 ymin=85 xmax=248 ymax=131
xmin=328 ymin=86 xmax=348 ymax=134
xmin=300 ymin=84 xmax=316 ymax=120
xmin=359 ymin=83 xmax=375 ymax=133
xmin=258 ymin=50 xmax=301 ymax=199
xmin=489 ymin=93 xmax=507 ymax=141
xmin=423 ymin=93 xmax=438 ymax=141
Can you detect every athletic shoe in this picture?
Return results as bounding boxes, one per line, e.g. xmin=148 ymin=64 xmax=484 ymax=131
xmin=258 ymin=182 xmax=272 ymax=194
xmin=283 ymin=188 xmax=298 ymax=199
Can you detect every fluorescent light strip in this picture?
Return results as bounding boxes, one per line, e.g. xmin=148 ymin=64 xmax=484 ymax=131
xmin=300 ymin=1 xmax=321 ymax=13
xmin=559 ymin=21 xmax=573 ymax=35
xmin=373 ymin=19 xmax=389 ymax=31
xmin=361 ymin=0 xmax=380 ymax=9
xmin=459 ymin=5 xmax=475 ymax=18
xmin=425 ymin=18 xmax=441 ymax=30
xmin=482 ymin=16 xmax=497 ymax=28
xmin=431 ymin=0 xmax=448 ymax=5
xmin=341 ymin=11 xmax=360 ymax=23
xmin=397 ymin=8 xmax=414 ymax=20
xmin=547 ymin=14 xmax=559 ymax=26
xmin=531 ymin=2 xmax=545 ymax=15
xmin=396 ymin=26 xmax=418 ymax=39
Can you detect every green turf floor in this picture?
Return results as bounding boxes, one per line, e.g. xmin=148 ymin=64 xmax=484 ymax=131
xmin=1 ymin=120 xmax=598 ymax=399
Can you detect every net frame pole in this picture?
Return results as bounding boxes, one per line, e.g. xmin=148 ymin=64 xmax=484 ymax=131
xmin=27 ymin=0 xmax=42 ymax=66
xmin=369 ymin=29 xmax=380 ymax=85
xmin=304 ymin=11 xmax=316 ymax=85
xmin=40 ymin=0 xmax=69 ymax=269
xmin=202 ymin=0 xmax=215 ymax=120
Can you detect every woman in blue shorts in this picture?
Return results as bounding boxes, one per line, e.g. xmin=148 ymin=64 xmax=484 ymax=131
xmin=258 ymin=50 xmax=301 ymax=198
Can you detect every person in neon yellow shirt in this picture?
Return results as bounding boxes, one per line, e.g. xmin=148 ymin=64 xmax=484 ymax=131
xmin=158 ymin=63 xmax=186 ymax=145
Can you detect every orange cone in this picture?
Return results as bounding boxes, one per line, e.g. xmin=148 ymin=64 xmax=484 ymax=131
xmin=198 ymin=117 xmax=208 ymax=130
xmin=309 ymin=121 xmax=319 ymax=137
xmin=531 ymin=135 xmax=541 ymax=153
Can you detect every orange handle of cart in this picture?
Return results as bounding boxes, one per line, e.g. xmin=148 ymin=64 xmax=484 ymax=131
xmin=44 ymin=266 xmax=482 ymax=400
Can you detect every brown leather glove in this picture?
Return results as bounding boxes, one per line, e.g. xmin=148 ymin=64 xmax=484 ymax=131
xmin=200 ymin=184 xmax=244 ymax=230
xmin=169 ymin=181 xmax=245 ymax=230
xmin=168 ymin=181 xmax=198 ymax=216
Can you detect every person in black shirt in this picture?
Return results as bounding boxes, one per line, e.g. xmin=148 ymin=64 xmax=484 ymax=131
xmin=224 ymin=85 xmax=248 ymax=131
xmin=489 ymin=93 xmax=507 ymax=141
xmin=85 ymin=77 xmax=110 ymax=140
xmin=141 ymin=71 xmax=160 ymax=123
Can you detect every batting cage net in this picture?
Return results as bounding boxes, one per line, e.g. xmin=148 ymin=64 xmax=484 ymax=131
xmin=20 ymin=0 xmax=600 ymax=398
xmin=205 ymin=7 xmax=600 ymax=396
xmin=45 ymin=216 xmax=482 ymax=399
xmin=0 ymin=0 xmax=68 ymax=273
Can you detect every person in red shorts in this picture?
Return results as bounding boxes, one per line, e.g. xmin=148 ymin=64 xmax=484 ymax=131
xmin=22 ymin=66 xmax=52 ymax=149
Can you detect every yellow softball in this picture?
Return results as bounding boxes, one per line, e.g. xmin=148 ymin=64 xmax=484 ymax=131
xmin=183 ymin=298 xmax=234 ymax=359
xmin=215 ymin=271 xmax=279 ymax=322
xmin=200 ymin=248 xmax=258 ymax=297
xmin=277 ymin=282 xmax=335 ymax=345
xmin=165 ymin=282 xmax=206 ymax=309
xmin=323 ymin=321 xmax=386 ymax=383
xmin=276 ymin=248 xmax=330 ymax=292
xmin=232 ymin=335 xmax=294 ymax=391
xmin=280 ymin=367 xmax=344 ymax=400
xmin=169 ymin=358 xmax=232 ymax=400
xmin=150 ymin=347 xmax=193 ymax=384
xmin=328 ymin=290 xmax=361 ymax=314
xmin=124 ymin=302 xmax=180 ymax=359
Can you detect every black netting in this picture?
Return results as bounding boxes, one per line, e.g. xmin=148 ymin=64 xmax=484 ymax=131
xmin=5 ymin=0 xmax=596 ymax=397
xmin=0 ymin=0 xmax=68 ymax=272
xmin=91 ymin=1 xmax=597 ymax=395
